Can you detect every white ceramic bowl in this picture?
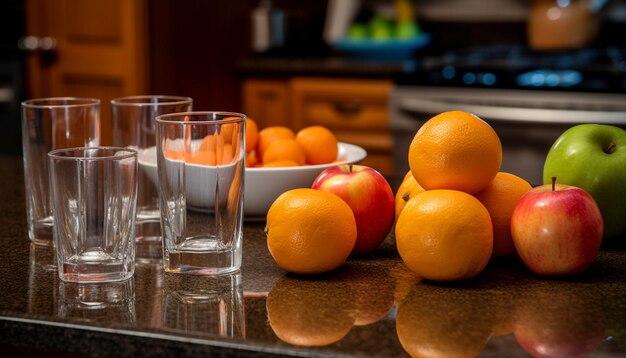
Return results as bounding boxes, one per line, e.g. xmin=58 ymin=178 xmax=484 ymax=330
xmin=139 ymin=142 xmax=367 ymax=219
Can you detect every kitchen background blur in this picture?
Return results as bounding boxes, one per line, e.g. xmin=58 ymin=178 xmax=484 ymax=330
xmin=3 ymin=0 xmax=626 ymax=184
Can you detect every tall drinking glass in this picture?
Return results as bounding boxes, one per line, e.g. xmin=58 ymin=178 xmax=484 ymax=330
xmin=156 ymin=112 xmax=245 ymax=275
xmin=21 ymin=97 xmax=101 ymax=246
xmin=111 ymin=95 xmax=193 ymax=261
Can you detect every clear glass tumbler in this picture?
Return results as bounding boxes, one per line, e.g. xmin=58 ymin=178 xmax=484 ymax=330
xmin=111 ymin=95 xmax=193 ymax=261
xmin=21 ymin=97 xmax=101 ymax=246
xmin=48 ymin=147 xmax=138 ymax=283
xmin=155 ymin=112 xmax=246 ymax=275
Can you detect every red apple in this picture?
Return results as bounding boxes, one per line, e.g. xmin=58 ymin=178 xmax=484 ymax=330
xmin=511 ymin=177 xmax=603 ymax=276
xmin=312 ymin=164 xmax=395 ymax=254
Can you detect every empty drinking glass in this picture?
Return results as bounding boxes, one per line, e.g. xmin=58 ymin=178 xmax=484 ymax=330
xmin=48 ymin=146 xmax=138 ymax=283
xmin=111 ymin=95 xmax=192 ymax=261
xmin=155 ymin=112 xmax=245 ymax=275
xmin=21 ymin=97 xmax=101 ymax=246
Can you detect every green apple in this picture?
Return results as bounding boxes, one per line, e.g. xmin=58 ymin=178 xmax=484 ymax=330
xmin=346 ymin=23 xmax=367 ymax=40
xmin=543 ymin=124 xmax=626 ymax=240
xmin=369 ymin=16 xmax=393 ymax=42
xmin=395 ymin=20 xmax=420 ymax=39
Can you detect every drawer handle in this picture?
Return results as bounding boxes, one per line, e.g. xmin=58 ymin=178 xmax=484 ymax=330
xmin=333 ymin=102 xmax=362 ymax=116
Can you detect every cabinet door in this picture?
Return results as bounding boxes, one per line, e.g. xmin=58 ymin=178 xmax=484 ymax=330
xmin=24 ymin=0 xmax=148 ymax=144
xmin=290 ymin=77 xmax=393 ymax=176
xmin=242 ymin=79 xmax=290 ymax=129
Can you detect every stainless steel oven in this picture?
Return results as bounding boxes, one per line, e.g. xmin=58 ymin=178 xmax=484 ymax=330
xmin=391 ymin=86 xmax=626 ymax=185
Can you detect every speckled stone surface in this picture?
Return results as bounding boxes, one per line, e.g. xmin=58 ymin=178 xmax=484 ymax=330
xmin=0 ymin=154 xmax=625 ymax=357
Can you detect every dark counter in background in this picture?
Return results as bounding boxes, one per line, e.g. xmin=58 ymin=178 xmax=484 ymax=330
xmin=1 ymin=154 xmax=625 ymax=357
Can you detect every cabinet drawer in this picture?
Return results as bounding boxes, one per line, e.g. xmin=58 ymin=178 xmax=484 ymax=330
xmin=242 ymin=79 xmax=290 ymax=128
xmin=290 ymin=78 xmax=392 ymax=131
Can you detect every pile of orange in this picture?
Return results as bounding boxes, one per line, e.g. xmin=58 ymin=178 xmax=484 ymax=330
xmin=395 ymin=110 xmax=532 ymax=281
xmin=164 ymin=118 xmax=340 ymax=168
xmin=246 ymin=121 xmax=339 ymax=168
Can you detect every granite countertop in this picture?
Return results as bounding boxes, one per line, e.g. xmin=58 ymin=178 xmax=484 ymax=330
xmin=1 ymin=154 xmax=625 ymax=357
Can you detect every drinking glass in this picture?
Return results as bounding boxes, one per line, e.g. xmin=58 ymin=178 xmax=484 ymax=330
xmin=155 ymin=112 xmax=245 ymax=275
xmin=111 ymin=95 xmax=193 ymax=261
xmin=48 ymin=146 xmax=138 ymax=283
xmin=21 ymin=97 xmax=101 ymax=246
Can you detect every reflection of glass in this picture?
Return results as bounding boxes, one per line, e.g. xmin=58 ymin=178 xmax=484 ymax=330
xmin=28 ymin=244 xmax=58 ymax=315
xmin=58 ymin=279 xmax=136 ymax=325
xmin=163 ymin=272 xmax=245 ymax=338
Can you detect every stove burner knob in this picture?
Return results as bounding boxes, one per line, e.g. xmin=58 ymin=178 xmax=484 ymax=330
xmin=441 ymin=65 xmax=456 ymax=80
xmin=462 ymin=72 xmax=477 ymax=85
xmin=479 ymin=73 xmax=496 ymax=86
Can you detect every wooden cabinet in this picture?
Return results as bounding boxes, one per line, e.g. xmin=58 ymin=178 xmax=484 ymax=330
xmin=242 ymin=77 xmax=394 ymax=176
xmin=242 ymin=79 xmax=291 ymax=128
xmin=24 ymin=0 xmax=149 ymax=145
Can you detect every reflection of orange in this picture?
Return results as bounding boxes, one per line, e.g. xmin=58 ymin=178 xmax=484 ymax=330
xmin=262 ymin=138 xmax=306 ymax=166
xmin=389 ymin=264 xmax=421 ymax=303
xmin=339 ymin=264 xmax=395 ymax=326
xmin=408 ymin=110 xmax=502 ymax=194
xmin=396 ymin=285 xmax=493 ymax=358
xmin=267 ymin=276 xmax=355 ymax=347
xmin=295 ymin=126 xmax=338 ymax=165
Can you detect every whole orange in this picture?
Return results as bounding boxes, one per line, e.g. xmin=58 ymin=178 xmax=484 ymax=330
xmin=295 ymin=126 xmax=339 ymax=165
xmin=256 ymin=126 xmax=295 ymax=161
xmin=408 ymin=111 xmax=502 ymax=194
xmin=263 ymin=159 xmax=300 ymax=167
xmin=395 ymin=189 xmax=493 ymax=281
xmin=266 ymin=188 xmax=357 ymax=274
xmin=262 ymin=138 xmax=306 ymax=166
xmin=394 ymin=170 xmax=425 ymax=220
xmin=474 ymin=172 xmax=532 ymax=257
xmin=245 ymin=118 xmax=259 ymax=153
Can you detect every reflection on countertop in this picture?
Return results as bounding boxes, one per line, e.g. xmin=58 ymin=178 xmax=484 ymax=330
xmin=1 ymin=154 xmax=625 ymax=357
